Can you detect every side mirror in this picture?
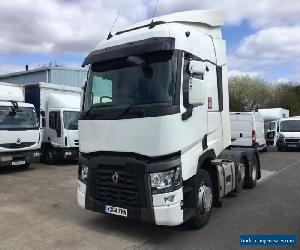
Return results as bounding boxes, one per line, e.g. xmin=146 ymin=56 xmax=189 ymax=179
xmin=189 ymin=60 xmax=206 ymax=75
xmin=188 ymin=77 xmax=205 ymax=106
xmin=42 ymin=117 xmax=46 ymax=128
xmin=40 ymin=110 xmax=46 ymax=117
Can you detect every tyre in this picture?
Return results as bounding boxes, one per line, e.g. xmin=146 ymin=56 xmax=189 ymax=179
xmin=244 ymin=155 xmax=258 ymax=189
xmin=191 ymin=169 xmax=213 ymax=229
xmin=277 ymin=146 xmax=283 ymax=152
xmin=23 ymin=163 xmax=30 ymax=169
xmin=262 ymin=146 xmax=268 ymax=152
xmin=44 ymin=148 xmax=56 ymax=165
xmin=234 ymin=157 xmax=246 ymax=193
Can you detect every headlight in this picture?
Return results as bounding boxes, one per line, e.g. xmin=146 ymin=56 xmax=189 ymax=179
xmin=79 ymin=164 xmax=88 ymax=183
xmin=150 ymin=166 xmax=182 ymax=194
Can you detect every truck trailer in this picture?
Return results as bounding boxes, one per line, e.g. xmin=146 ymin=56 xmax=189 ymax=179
xmin=258 ymin=108 xmax=289 ymax=146
xmin=0 ymin=82 xmax=41 ymax=168
xmin=77 ymin=10 xmax=261 ymax=228
xmin=25 ymin=83 xmax=81 ymax=164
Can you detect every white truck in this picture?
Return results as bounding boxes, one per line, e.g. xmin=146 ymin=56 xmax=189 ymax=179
xmin=258 ymin=108 xmax=289 ymax=146
xmin=230 ymin=112 xmax=267 ymax=151
xmin=77 ymin=10 xmax=261 ymax=228
xmin=0 ymin=82 xmax=41 ymax=168
xmin=24 ymin=83 xmax=81 ymax=164
xmin=277 ymin=117 xmax=300 ymax=151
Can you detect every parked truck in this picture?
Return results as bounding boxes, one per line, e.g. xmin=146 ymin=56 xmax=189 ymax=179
xmin=0 ymin=82 xmax=41 ymax=168
xmin=77 ymin=10 xmax=261 ymax=228
xmin=25 ymin=83 xmax=81 ymax=164
xmin=258 ymin=108 xmax=289 ymax=146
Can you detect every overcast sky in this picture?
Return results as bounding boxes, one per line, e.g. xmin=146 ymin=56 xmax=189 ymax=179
xmin=1 ymin=0 xmax=300 ymax=82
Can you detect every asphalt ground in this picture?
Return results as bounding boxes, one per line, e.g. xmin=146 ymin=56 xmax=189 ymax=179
xmin=0 ymin=148 xmax=299 ymax=250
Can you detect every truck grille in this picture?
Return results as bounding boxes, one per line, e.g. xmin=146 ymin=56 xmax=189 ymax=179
xmin=0 ymin=142 xmax=35 ymax=149
xmin=93 ymin=167 xmax=146 ymax=207
xmin=285 ymin=138 xmax=300 ymax=143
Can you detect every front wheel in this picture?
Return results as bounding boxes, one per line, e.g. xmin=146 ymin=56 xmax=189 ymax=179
xmin=262 ymin=146 xmax=268 ymax=152
xmin=22 ymin=163 xmax=30 ymax=169
xmin=43 ymin=147 xmax=56 ymax=165
xmin=192 ymin=169 xmax=213 ymax=229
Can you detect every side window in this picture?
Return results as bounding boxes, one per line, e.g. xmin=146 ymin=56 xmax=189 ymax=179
xmin=91 ymin=76 xmax=112 ymax=105
xmin=205 ymin=65 xmax=219 ymax=111
xmin=49 ymin=112 xmax=57 ymax=130
xmin=49 ymin=111 xmax=61 ymax=137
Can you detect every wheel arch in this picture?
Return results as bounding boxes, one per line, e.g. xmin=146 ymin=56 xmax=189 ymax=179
xmin=197 ymin=149 xmax=220 ymax=207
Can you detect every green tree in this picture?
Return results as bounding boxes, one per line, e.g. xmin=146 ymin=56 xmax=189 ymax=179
xmin=228 ymin=75 xmax=300 ymax=116
xmin=229 ymin=75 xmax=271 ymax=112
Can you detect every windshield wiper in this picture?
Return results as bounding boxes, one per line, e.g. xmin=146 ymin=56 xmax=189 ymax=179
xmin=117 ymin=101 xmax=169 ymax=119
xmin=83 ymin=103 xmax=118 ymax=119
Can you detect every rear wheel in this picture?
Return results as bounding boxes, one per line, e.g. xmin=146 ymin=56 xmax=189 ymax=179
xmin=277 ymin=146 xmax=283 ymax=152
xmin=234 ymin=158 xmax=246 ymax=193
xmin=244 ymin=155 xmax=258 ymax=189
xmin=192 ymin=169 xmax=213 ymax=229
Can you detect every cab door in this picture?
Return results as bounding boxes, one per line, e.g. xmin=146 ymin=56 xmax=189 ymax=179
xmin=47 ymin=109 xmax=63 ymax=147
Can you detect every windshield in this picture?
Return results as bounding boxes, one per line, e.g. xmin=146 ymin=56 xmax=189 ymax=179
xmin=63 ymin=111 xmax=80 ymax=130
xmin=265 ymin=121 xmax=276 ymax=131
xmin=85 ymin=51 xmax=178 ymax=111
xmin=280 ymin=120 xmax=300 ymax=132
xmin=0 ymin=106 xmax=38 ymax=130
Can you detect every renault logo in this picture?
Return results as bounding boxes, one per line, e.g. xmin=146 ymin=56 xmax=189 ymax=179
xmin=16 ymin=138 xmax=22 ymax=145
xmin=112 ymin=172 xmax=119 ymax=184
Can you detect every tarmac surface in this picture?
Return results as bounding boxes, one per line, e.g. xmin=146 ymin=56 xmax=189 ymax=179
xmin=0 ymin=148 xmax=299 ymax=250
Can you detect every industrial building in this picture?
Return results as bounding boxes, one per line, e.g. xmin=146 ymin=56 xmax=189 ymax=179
xmin=0 ymin=66 xmax=88 ymax=87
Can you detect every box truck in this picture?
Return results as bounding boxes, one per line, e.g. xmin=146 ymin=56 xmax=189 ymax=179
xmin=230 ymin=112 xmax=267 ymax=151
xmin=277 ymin=117 xmax=300 ymax=151
xmin=25 ymin=83 xmax=81 ymax=164
xmin=77 ymin=10 xmax=261 ymax=228
xmin=0 ymin=82 xmax=41 ymax=168
xmin=258 ymin=108 xmax=289 ymax=146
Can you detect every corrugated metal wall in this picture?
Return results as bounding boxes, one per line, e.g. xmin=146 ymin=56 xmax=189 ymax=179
xmin=0 ymin=68 xmax=88 ymax=87
xmin=50 ymin=68 xmax=87 ymax=87
xmin=0 ymin=70 xmax=48 ymax=84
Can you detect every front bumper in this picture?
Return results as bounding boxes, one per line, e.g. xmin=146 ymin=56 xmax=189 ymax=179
xmin=77 ymin=152 xmax=184 ymax=226
xmin=277 ymin=141 xmax=300 ymax=149
xmin=77 ymin=179 xmax=184 ymax=226
xmin=0 ymin=150 xmax=41 ymax=167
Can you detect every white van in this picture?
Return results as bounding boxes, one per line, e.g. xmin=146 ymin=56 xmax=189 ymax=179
xmin=230 ymin=112 xmax=267 ymax=151
xmin=277 ymin=117 xmax=300 ymax=151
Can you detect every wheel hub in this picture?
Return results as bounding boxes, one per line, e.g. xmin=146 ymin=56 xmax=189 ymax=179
xmin=198 ymin=184 xmax=213 ymax=214
xmin=238 ymin=162 xmax=246 ymax=182
xmin=252 ymin=162 xmax=257 ymax=181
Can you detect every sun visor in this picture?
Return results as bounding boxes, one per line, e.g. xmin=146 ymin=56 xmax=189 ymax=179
xmin=82 ymin=37 xmax=175 ymax=67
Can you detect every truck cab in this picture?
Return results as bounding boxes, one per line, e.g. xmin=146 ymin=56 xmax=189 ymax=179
xmin=258 ymin=108 xmax=289 ymax=146
xmin=77 ymin=10 xmax=260 ymax=228
xmin=25 ymin=83 xmax=81 ymax=164
xmin=45 ymin=94 xmax=80 ymax=162
xmin=0 ymin=82 xmax=41 ymax=168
